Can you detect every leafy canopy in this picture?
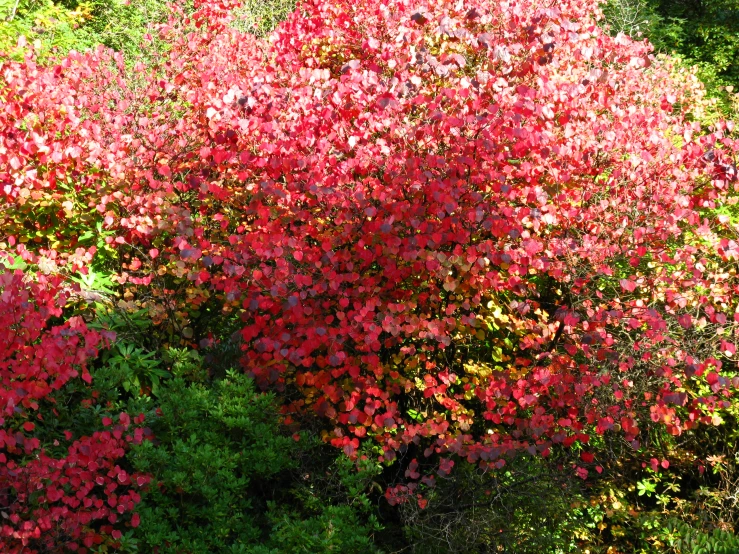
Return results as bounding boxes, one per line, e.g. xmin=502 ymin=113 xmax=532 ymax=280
xmin=1 ymin=0 xmax=739 ymax=548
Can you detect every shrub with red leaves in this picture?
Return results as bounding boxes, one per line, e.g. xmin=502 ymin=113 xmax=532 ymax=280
xmin=0 ymin=269 xmax=148 ymax=553
xmin=1 ymin=0 xmax=739 ymax=517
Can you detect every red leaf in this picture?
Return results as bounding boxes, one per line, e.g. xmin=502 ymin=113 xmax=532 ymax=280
xmin=678 ymin=313 xmax=692 ymax=329
xmin=620 ymin=279 xmax=637 ymax=292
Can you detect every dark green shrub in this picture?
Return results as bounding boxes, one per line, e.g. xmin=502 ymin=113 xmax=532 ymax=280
xmin=128 ymin=371 xmax=382 ymax=553
xmin=664 ymin=520 xmax=739 ymax=554
xmin=602 ymin=0 xmax=739 ymax=115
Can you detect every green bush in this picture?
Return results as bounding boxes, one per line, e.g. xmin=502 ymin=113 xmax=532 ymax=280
xmin=1 ymin=0 xmax=295 ymax=61
xmin=602 ymin=0 xmax=739 ymax=115
xmin=0 ymin=0 xmax=97 ymax=57
xmin=663 ymin=520 xmax=739 ymax=554
xmin=127 ymin=371 xmax=382 ymax=553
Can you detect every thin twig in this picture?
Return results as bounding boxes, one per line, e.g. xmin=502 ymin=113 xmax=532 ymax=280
xmin=6 ymin=0 xmax=21 ymax=22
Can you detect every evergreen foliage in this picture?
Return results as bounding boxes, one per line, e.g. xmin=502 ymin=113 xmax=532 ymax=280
xmin=128 ymin=371 xmax=381 ymax=553
xmin=603 ymin=0 xmax=739 ymax=115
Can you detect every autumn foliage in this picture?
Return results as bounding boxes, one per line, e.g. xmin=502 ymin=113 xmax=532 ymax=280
xmin=1 ymin=0 xmax=739 ymax=548
xmin=0 ymin=270 xmax=148 ymax=552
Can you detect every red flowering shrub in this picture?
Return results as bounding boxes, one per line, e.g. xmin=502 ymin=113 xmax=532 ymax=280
xmin=0 ymin=268 xmax=148 ymax=553
xmin=2 ymin=0 xmax=739 ymax=518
